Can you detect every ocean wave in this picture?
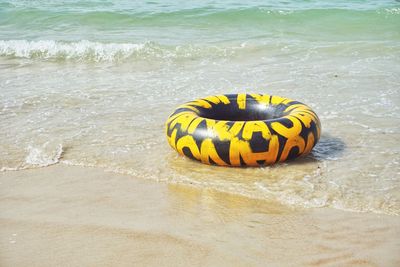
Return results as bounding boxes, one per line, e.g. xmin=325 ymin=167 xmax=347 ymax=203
xmin=1 ymin=39 xmax=399 ymax=62
xmin=0 ymin=40 xmax=242 ymax=61
xmin=2 ymin=6 xmax=399 ymax=20
xmin=0 ymin=40 xmax=146 ymax=61
xmin=0 ymin=6 xmax=398 ymax=32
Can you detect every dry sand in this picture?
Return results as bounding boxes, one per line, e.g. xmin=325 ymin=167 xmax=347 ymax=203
xmin=1 ymin=165 xmax=399 ymax=267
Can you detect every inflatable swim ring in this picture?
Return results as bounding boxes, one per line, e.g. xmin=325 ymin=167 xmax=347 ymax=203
xmin=165 ymin=93 xmax=321 ymax=167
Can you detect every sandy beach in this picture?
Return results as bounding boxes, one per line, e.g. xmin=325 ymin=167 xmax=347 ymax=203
xmin=1 ymin=165 xmax=399 ymax=267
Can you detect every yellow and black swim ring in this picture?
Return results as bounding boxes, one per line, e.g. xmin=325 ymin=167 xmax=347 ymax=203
xmin=165 ymin=93 xmax=321 ymax=167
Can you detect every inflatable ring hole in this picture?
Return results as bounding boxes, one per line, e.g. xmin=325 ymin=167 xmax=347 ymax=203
xmin=198 ymin=101 xmax=287 ymax=121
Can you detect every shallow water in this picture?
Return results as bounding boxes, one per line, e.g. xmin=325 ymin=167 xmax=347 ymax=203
xmin=1 ymin=0 xmax=400 ymax=215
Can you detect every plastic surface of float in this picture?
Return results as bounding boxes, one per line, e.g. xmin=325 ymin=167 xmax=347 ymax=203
xmin=165 ymin=94 xmax=321 ymax=167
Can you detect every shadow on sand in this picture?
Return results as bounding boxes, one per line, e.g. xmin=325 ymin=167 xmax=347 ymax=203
xmin=290 ymin=134 xmax=346 ymax=165
xmin=310 ymin=134 xmax=346 ymax=160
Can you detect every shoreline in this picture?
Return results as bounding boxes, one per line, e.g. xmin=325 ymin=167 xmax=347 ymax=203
xmin=1 ymin=165 xmax=399 ymax=267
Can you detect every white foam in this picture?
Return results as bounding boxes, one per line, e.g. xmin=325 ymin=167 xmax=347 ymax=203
xmin=0 ymin=40 xmax=146 ymax=61
xmin=0 ymin=166 xmax=23 ymax=172
xmin=0 ymin=39 xmax=245 ymax=62
xmin=383 ymin=8 xmax=400 ymax=14
xmin=25 ymin=143 xmax=63 ymax=167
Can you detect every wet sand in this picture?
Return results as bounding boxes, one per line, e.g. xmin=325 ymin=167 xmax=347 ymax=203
xmin=1 ymin=165 xmax=399 ymax=267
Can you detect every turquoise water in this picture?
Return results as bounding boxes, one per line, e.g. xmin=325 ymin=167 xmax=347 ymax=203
xmin=0 ymin=0 xmax=399 ymax=59
xmin=1 ymin=1 xmax=400 ymax=215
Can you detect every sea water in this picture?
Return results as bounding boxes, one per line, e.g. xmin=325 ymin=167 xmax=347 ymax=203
xmin=1 ymin=0 xmax=399 ymax=215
